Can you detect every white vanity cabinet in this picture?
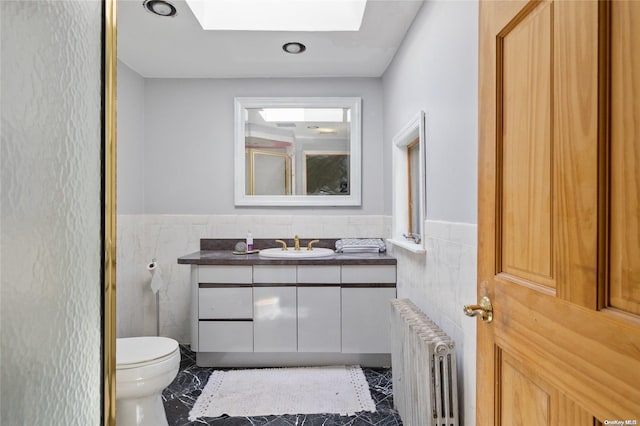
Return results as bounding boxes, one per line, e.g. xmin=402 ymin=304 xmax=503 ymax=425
xmin=190 ymin=262 xmax=397 ymax=365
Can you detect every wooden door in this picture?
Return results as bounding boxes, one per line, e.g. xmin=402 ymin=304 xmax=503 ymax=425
xmin=477 ymin=0 xmax=640 ymax=424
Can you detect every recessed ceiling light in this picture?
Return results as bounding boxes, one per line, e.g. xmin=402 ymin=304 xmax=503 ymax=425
xmin=143 ymin=0 xmax=177 ymax=17
xmin=282 ymin=42 xmax=306 ymax=55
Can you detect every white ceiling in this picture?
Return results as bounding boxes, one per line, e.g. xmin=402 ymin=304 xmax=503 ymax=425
xmin=117 ymin=0 xmax=424 ymax=78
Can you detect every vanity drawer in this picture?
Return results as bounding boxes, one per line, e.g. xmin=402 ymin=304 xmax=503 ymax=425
xmin=253 ymin=265 xmax=296 ymax=284
xmin=198 ymin=321 xmax=253 ymax=352
xmin=297 ymin=265 xmax=341 ymax=284
xmin=341 ymin=265 xmax=396 ymax=283
xmin=199 ymin=287 xmax=253 ymax=319
xmin=198 ymin=265 xmax=252 ymax=284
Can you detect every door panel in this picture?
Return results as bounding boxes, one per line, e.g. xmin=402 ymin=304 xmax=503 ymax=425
xmin=478 ymin=0 xmax=640 ymax=424
xmin=498 ymin=348 xmax=596 ymax=426
xmin=557 ymin=394 xmax=596 ymax=426
xmin=500 ymin=351 xmax=550 ymax=426
xmin=610 ymin=1 xmax=640 ymax=317
xmin=500 ymin=1 xmax=554 ymax=288
xmin=553 ymin=0 xmax=600 ymax=308
xmin=493 ymin=281 xmax=639 ymax=419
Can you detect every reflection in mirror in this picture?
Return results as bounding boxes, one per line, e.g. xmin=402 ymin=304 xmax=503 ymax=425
xmin=235 ymin=97 xmax=361 ymax=206
xmin=246 ymin=149 xmax=291 ymax=195
xmin=303 ymin=151 xmax=349 ymax=195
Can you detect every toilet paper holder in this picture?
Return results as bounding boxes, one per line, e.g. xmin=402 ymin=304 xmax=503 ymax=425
xmin=147 ymin=258 xmax=161 ymax=336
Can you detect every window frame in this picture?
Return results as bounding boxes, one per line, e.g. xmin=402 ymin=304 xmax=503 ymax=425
xmin=406 ymin=137 xmax=420 ymax=235
xmin=389 ymin=111 xmax=426 ymax=253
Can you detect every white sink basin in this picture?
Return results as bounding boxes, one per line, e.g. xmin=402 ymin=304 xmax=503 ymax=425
xmin=259 ymin=247 xmax=335 ymax=259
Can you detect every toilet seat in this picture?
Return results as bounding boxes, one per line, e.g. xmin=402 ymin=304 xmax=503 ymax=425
xmin=117 ymin=336 xmax=179 ymax=369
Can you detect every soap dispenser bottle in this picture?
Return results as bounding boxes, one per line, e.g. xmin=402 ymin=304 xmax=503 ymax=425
xmin=246 ymin=231 xmax=253 ymax=252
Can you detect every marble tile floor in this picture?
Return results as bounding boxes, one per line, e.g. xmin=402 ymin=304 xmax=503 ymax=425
xmin=163 ymin=345 xmax=403 ymax=426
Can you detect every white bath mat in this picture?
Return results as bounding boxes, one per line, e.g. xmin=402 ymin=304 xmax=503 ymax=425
xmin=188 ymin=365 xmax=376 ymax=420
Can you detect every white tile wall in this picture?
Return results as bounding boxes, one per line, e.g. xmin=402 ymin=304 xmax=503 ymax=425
xmin=116 ymin=214 xmax=387 ymax=342
xmin=117 ymin=215 xmax=478 ymax=425
xmin=389 ymin=220 xmax=477 ymax=426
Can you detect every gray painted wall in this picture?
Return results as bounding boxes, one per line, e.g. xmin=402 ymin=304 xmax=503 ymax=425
xmin=143 ymin=78 xmax=384 ymax=214
xmin=382 ymin=0 xmax=479 ymax=223
xmin=381 ymin=1 xmax=479 ymax=424
xmin=118 ymin=60 xmax=146 ymax=214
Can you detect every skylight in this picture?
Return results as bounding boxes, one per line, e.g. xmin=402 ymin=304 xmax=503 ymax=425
xmin=184 ymin=0 xmax=368 ymax=31
xmin=258 ymin=108 xmax=346 ymax=122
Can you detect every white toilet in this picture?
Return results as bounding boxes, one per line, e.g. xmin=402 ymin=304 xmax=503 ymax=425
xmin=116 ymin=336 xmax=181 ymax=426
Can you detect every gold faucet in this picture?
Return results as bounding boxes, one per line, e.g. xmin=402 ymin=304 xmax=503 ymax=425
xmin=307 ymin=240 xmax=320 ymax=251
xmin=275 ymin=239 xmax=288 ymax=251
xmin=294 ymin=235 xmax=300 ymax=251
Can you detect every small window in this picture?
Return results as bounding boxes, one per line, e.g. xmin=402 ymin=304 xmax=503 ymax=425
xmin=407 ymin=138 xmax=421 ymax=236
xmin=390 ymin=111 xmax=426 ymax=253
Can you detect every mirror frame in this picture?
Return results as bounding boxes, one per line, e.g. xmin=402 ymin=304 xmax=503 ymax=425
xmin=234 ymin=97 xmax=362 ymax=206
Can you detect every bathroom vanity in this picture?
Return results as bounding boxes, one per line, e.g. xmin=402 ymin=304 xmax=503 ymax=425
xmin=177 ymin=239 xmax=397 ymax=367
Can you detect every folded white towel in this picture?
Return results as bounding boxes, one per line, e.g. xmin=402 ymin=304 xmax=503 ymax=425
xmin=340 ymin=246 xmax=381 ymax=253
xmin=335 ymin=238 xmax=386 ymax=253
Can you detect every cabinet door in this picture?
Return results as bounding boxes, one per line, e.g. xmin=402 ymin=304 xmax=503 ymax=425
xmin=341 ymin=287 xmax=396 ymax=353
xmin=297 ymin=286 xmax=341 ymax=352
xmin=253 ymin=286 xmax=297 ymax=352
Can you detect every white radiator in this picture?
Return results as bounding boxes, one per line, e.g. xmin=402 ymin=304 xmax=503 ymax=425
xmin=390 ymin=299 xmax=459 ymax=426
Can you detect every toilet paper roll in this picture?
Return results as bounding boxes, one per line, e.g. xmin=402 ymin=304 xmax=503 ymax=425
xmin=147 ymin=261 xmax=163 ymax=295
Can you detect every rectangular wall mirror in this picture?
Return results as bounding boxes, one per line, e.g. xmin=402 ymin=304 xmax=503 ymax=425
xmin=234 ymin=97 xmax=362 ymax=206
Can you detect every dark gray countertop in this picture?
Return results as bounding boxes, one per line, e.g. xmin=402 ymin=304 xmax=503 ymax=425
xmin=177 ymin=250 xmax=396 ymax=266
